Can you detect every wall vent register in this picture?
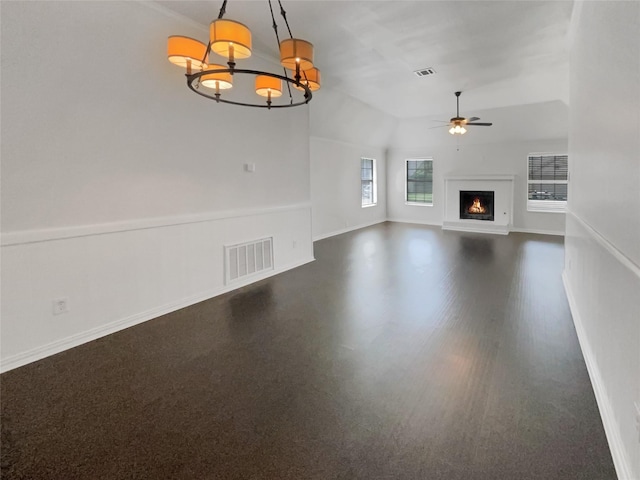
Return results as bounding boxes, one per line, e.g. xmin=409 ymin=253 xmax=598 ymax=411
xmin=225 ymin=237 xmax=273 ymax=285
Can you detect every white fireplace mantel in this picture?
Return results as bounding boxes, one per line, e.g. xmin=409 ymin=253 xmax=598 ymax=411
xmin=443 ymin=174 xmax=516 ymax=235
xmin=444 ymin=174 xmax=516 ymax=182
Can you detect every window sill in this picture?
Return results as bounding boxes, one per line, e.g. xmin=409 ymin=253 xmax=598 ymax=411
xmin=405 ymin=202 xmax=433 ymax=207
xmin=527 ymin=200 xmax=566 ymax=213
xmin=527 ymin=209 xmax=566 ymax=214
xmin=362 ymin=203 xmax=377 ymax=208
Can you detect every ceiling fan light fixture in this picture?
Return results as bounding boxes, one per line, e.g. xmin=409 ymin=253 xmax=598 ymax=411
xmin=441 ymin=92 xmax=490 ymax=135
xmin=449 ymin=124 xmax=466 ymax=135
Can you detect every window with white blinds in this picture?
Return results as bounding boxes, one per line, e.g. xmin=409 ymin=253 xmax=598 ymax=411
xmin=361 ymin=158 xmax=377 ymax=207
xmin=527 ymin=154 xmax=568 ymax=212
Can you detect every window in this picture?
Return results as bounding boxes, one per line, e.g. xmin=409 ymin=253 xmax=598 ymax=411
xmin=361 ymin=158 xmax=377 ymax=207
xmin=406 ymin=159 xmax=433 ymax=205
xmin=527 ymin=154 xmax=568 ymax=212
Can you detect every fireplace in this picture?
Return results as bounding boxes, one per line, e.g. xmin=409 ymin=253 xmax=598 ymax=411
xmin=460 ymin=191 xmax=495 ymax=221
xmin=444 ymin=175 xmax=513 ymax=234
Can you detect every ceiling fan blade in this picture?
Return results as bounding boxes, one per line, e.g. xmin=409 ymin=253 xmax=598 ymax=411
xmin=430 ymin=120 xmax=451 ymax=123
xmin=467 ymin=117 xmax=480 ymax=122
xmin=466 ymin=122 xmax=493 ymax=126
xmin=428 ymin=125 xmax=449 ymax=129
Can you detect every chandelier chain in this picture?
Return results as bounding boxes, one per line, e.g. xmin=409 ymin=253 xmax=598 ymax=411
xmin=268 ymin=0 xmax=294 ymax=103
xmin=275 ymin=0 xmax=310 ymax=90
xmin=277 ymin=0 xmax=294 ymax=38
xmin=217 ymin=0 xmax=227 ymax=19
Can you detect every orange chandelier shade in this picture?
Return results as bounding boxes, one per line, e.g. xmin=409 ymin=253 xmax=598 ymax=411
xmin=210 ymin=19 xmax=252 ymax=61
xmin=200 ymin=66 xmax=233 ymax=90
xmin=279 ymin=38 xmax=314 ymax=71
xmin=255 ymin=76 xmax=283 ymax=98
xmin=167 ymin=36 xmax=208 ymax=70
xmin=294 ymin=67 xmax=321 ymax=92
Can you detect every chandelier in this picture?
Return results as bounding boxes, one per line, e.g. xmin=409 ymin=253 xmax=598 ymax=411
xmin=167 ymin=0 xmax=321 ymax=109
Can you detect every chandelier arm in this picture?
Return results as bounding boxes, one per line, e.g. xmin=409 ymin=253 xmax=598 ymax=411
xmin=200 ymin=43 xmax=212 ymax=72
xmin=277 ymin=0 xmax=294 ymax=38
xmin=282 ymin=67 xmax=294 ymax=102
xmin=217 ymin=0 xmax=228 ymax=19
xmin=186 ymin=68 xmax=312 ymax=108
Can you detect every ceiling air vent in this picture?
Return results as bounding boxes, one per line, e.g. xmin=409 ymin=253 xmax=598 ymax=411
xmin=414 ymin=67 xmax=436 ymax=77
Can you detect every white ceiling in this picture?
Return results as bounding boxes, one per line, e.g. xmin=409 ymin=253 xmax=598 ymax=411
xmin=157 ymin=0 xmax=574 ymax=119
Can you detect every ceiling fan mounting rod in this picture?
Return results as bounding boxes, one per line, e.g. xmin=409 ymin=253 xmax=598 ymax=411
xmin=455 ymin=91 xmax=461 ymax=118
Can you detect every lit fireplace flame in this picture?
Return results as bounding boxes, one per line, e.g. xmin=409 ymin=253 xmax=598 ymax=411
xmin=468 ymin=198 xmax=487 ymax=214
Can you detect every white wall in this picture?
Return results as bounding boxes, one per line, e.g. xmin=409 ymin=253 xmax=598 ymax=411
xmin=309 ymin=88 xmax=396 ymax=239
xmin=310 ymin=137 xmax=387 ymax=240
xmin=309 ymin=92 xmax=569 ymax=240
xmin=564 ymin=2 xmax=640 ymax=478
xmin=387 ymin=134 xmax=568 ymax=235
xmin=0 ymin=1 xmax=314 ymax=370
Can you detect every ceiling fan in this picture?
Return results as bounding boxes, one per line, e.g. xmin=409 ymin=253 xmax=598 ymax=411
xmin=434 ymin=91 xmax=493 ymax=135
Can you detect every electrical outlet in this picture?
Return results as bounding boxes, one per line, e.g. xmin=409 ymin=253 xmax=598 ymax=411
xmin=52 ymin=298 xmax=69 ymax=315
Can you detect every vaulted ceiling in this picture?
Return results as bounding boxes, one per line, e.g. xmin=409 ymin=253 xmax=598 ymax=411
xmin=157 ymin=1 xmax=573 ymax=120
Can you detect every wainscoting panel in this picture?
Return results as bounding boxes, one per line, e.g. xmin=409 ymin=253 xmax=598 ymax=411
xmin=1 ymin=204 xmax=314 ymax=372
xmin=563 ymin=211 xmax=640 ymax=480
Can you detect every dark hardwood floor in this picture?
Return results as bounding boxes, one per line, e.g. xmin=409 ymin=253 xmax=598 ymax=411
xmin=1 ymin=222 xmax=616 ymax=479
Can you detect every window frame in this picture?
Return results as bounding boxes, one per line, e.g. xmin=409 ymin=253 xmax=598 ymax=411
xmin=405 ymin=158 xmax=434 ymax=206
xmin=361 ymin=157 xmax=377 ymax=208
xmin=526 ymin=153 xmax=568 ymax=213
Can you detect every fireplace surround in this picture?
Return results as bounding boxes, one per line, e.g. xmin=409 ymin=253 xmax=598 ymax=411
xmin=443 ymin=175 xmax=515 ymax=235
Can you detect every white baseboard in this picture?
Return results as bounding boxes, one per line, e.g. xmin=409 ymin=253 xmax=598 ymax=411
xmin=385 ymin=218 xmax=441 ymax=227
xmin=313 ymin=219 xmax=386 ymax=241
xmin=562 ymin=271 xmax=633 ymax=480
xmin=0 ymin=256 xmax=315 ymax=373
xmin=384 ymin=220 xmax=563 ymax=237
xmin=442 ymin=221 xmax=509 ymax=235
xmin=316 ymin=219 xmax=565 ymax=239
xmin=510 ymin=227 xmax=565 ymax=236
